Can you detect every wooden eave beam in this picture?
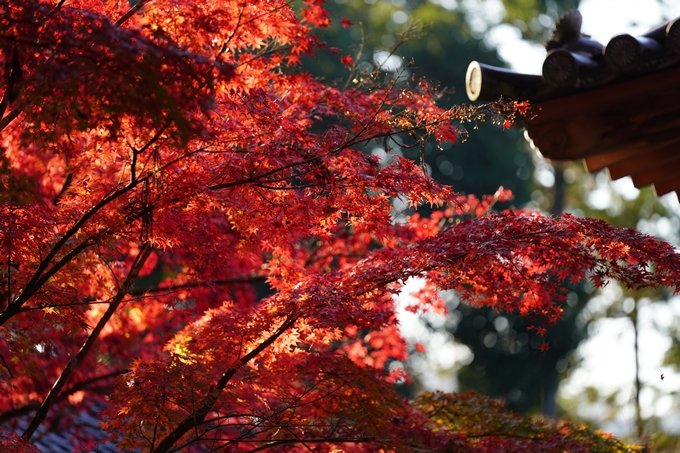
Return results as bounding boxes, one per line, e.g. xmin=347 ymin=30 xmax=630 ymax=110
xmin=522 ymin=64 xmax=680 ymax=161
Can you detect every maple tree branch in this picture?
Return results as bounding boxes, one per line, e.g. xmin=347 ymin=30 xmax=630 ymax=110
xmin=346 ymin=72 xmax=404 ymax=144
xmin=129 ymin=273 xmax=267 ymax=296
xmin=241 ymin=437 xmax=379 ymax=453
xmin=207 ymin=109 xmax=456 ymax=193
xmin=3 ymin=125 xmax=170 ymax=324
xmin=114 ymin=0 xmax=150 ymax=27
xmin=207 ymin=146 xmax=338 ymax=191
xmin=0 ymin=235 xmax=95 ymax=324
xmin=186 ymin=384 xmax=332 ymax=450
xmin=207 ymin=159 xmax=314 ymax=191
xmin=343 ymin=25 xmax=365 ymax=91
xmin=52 ymin=172 xmax=73 ymax=205
xmin=0 ymin=106 xmax=22 ymax=132
xmin=15 ymin=271 xmax=267 ymax=312
xmin=281 ymin=428 xmax=315 ymax=453
xmin=232 ymin=42 xmax=289 ymax=69
xmin=0 ymin=350 xmax=13 ymax=379
xmin=192 ymin=380 xmax=343 ymax=450
xmin=207 ymin=81 xmax=419 ymax=193
xmin=0 ymin=85 xmax=9 ymax=124
xmin=254 ymin=182 xmax=320 ymax=191
xmin=0 ymin=229 xmax=110 ymax=326
xmin=464 ymin=431 xmax=552 ymax=440
xmin=221 ymin=2 xmax=246 ymax=54
xmin=0 ymin=40 xmax=20 ymax=122
xmin=152 ymin=314 xmax=298 ymax=453
xmin=0 ymin=368 xmax=127 ymax=424
xmin=222 ymin=5 xmax=294 ymax=69
xmin=22 ymin=243 xmax=152 ymax=442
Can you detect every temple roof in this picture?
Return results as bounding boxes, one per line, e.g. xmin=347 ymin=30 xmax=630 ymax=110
xmin=465 ymin=10 xmax=680 ymax=196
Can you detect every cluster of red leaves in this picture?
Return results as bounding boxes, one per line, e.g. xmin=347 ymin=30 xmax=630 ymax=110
xmin=414 ymin=392 xmax=641 ymax=452
xmin=0 ymin=431 xmax=41 ymax=453
xmin=0 ymin=0 xmax=674 ymax=452
xmin=0 ymin=0 xmax=230 ymax=143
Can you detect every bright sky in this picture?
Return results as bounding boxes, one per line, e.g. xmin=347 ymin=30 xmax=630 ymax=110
xmin=398 ymin=0 xmax=680 ymax=438
xmin=490 ymin=0 xmax=680 ymax=74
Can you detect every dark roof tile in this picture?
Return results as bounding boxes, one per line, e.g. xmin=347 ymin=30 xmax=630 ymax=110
xmin=466 ymin=10 xmax=680 ymax=195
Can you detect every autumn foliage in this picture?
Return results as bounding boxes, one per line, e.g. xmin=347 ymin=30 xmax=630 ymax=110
xmin=0 ymin=0 xmax=676 ymax=451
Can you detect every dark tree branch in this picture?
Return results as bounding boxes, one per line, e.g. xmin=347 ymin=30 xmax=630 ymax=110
xmin=114 ymin=0 xmax=150 ymax=27
xmin=129 ymin=274 xmax=267 ymax=296
xmin=0 ymin=106 xmax=22 ymax=133
xmin=22 ymin=244 xmax=152 ymax=441
xmin=152 ymin=314 xmax=298 ymax=453
xmin=242 ymin=437 xmax=379 ymax=453
xmin=0 ymin=350 xmax=13 ymax=379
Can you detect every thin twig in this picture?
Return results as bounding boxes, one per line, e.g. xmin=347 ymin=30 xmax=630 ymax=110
xmin=0 ymin=351 xmax=13 ymax=379
xmin=114 ymin=0 xmax=150 ymax=27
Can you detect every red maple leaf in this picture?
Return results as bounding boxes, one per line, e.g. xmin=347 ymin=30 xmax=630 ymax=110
xmin=341 ymin=54 xmax=353 ymax=68
xmin=287 ymin=54 xmax=302 ymax=66
xmin=340 ymin=17 xmax=353 ymax=28
xmin=513 ymin=100 xmax=530 ymax=115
